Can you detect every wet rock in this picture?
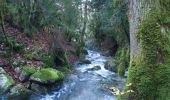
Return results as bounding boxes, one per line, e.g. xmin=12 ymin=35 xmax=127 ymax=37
xmin=87 ymin=66 xmax=101 ymax=71
xmin=0 ymin=74 xmax=14 ymax=93
xmin=81 ymin=49 xmax=88 ymax=55
xmin=0 ymin=67 xmax=6 ymax=74
xmin=109 ymin=87 xmax=120 ymax=96
xmin=104 ymin=59 xmax=117 ymax=72
xmin=7 ymin=84 xmax=32 ymax=100
xmin=19 ymin=67 xmax=36 ymax=82
xmin=29 ymin=83 xmax=48 ymax=94
xmin=79 ymin=59 xmax=91 ymax=64
xmin=30 ymin=68 xmax=64 ymax=85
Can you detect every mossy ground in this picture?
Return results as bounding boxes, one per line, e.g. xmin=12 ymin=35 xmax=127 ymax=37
xmin=126 ymin=1 xmax=170 ymax=100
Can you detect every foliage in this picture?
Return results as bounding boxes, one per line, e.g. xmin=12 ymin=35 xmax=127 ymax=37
xmin=89 ymin=0 xmax=129 ymax=46
xmin=60 ymin=51 xmax=70 ymax=69
xmin=5 ymin=37 xmax=23 ymax=52
xmin=4 ymin=0 xmax=61 ymax=37
xmin=41 ymin=50 xmax=56 ymax=68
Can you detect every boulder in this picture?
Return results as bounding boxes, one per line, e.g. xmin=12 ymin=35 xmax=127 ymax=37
xmin=87 ymin=66 xmax=101 ymax=71
xmin=30 ymin=68 xmax=64 ymax=85
xmin=19 ymin=67 xmax=36 ymax=82
xmin=7 ymin=84 xmax=32 ymax=100
xmin=0 ymin=74 xmax=14 ymax=93
xmin=104 ymin=59 xmax=117 ymax=72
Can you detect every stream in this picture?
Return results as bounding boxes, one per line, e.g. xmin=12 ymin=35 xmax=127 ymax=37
xmin=31 ymin=50 xmax=126 ymax=100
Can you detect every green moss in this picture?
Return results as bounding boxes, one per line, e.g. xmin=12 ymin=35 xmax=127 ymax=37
xmin=117 ymin=48 xmax=129 ymax=77
xmin=126 ymin=1 xmax=170 ymax=99
xmin=22 ymin=67 xmax=36 ymax=74
xmin=32 ymin=68 xmax=64 ymax=82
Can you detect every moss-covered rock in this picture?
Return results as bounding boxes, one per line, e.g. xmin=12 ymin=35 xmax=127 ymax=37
xmin=104 ymin=59 xmax=117 ymax=72
xmin=7 ymin=84 xmax=32 ymax=100
xmin=30 ymin=68 xmax=64 ymax=84
xmin=19 ymin=67 xmax=36 ymax=82
xmin=0 ymin=74 xmax=14 ymax=93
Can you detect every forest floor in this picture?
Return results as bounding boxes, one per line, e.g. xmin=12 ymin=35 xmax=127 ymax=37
xmin=0 ymin=25 xmax=79 ymax=85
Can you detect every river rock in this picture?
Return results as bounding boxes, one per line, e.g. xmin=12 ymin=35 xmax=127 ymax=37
xmin=79 ymin=59 xmax=91 ymax=64
xmin=0 ymin=74 xmax=14 ymax=93
xmin=7 ymin=84 xmax=32 ymax=100
xmin=87 ymin=66 xmax=101 ymax=71
xmin=19 ymin=67 xmax=36 ymax=82
xmin=30 ymin=68 xmax=64 ymax=85
xmin=109 ymin=87 xmax=120 ymax=96
xmin=81 ymin=49 xmax=88 ymax=55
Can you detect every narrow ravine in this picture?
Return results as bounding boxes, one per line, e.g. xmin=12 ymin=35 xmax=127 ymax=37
xmin=31 ymin=50 xmax=126 ymax=100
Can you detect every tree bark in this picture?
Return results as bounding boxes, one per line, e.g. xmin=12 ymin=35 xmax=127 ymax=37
xmin=127 ymin=0 xmax=170 ymax=99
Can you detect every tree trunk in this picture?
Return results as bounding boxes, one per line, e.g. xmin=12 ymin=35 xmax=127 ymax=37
xmin=81 ymin=0 xmax=88 ymax=46
xmin=127 ymin=0 xmax=170 ymax=100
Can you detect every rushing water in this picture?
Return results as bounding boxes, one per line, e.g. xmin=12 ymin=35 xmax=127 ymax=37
xmin=31 ymin=50 xmax=126 ymax=100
